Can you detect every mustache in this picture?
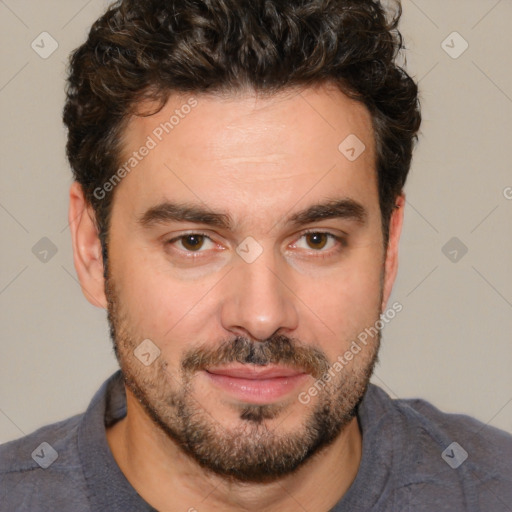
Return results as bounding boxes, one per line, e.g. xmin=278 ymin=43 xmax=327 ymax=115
xmin=181 ymin=334 xmax=330 ymax=380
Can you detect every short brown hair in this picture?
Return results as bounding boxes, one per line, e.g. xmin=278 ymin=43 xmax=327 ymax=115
xmin=63 ymin=0 xmax=421 ymax=258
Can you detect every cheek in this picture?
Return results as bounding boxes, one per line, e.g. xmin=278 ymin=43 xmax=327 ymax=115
xmin=108 ymin=217 xmax=384 ymax=365
xmin=110 ymin=240 xmax=223 ymax=344
xmin=308 ymin=247 xmax=383 ymax=306
xmin=297 ymin=246 xmax=384 ymax=354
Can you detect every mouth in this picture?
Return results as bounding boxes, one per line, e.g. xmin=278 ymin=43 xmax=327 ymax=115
xmin=204 ymin=364 xmax=309 ymax=404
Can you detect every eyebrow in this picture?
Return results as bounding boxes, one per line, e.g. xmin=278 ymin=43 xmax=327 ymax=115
xmin=137 ymin=198 xmax=367 ymax=230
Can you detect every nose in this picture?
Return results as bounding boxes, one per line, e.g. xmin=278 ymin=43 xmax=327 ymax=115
xmin=220 ymin=249 xmax=299 ymax=341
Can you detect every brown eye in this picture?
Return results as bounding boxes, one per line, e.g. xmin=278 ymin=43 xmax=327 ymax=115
xmin=180 ymin=234 xmax=205 ymax=251
xmin=305 ymin=232 xmax=329 ymax=250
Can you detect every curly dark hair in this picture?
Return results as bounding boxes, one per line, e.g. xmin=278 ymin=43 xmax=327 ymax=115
xmin=63 ymin=0 xmax=421 ymax=258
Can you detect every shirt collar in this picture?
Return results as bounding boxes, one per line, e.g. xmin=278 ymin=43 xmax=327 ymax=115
xmin=77 ymin=370 xmax=155 ymax=511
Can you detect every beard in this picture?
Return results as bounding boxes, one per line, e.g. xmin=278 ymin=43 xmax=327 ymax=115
xmin=105 ymin=272 xmax=381 ymax=483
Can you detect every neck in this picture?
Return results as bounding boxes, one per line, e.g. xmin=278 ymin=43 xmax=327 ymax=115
xmin=106 ymin=386 xmax=362 ymax=512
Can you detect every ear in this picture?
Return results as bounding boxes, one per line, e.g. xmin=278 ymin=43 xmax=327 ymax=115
xmin=68 ymin=182 xmax=108 ymax=309
xmin=381 ymin=193 xmax=405 ymax=311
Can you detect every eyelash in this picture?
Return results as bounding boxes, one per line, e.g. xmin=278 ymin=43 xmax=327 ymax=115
xmin=292 ymin=229 xmax=347 ymax=258
xmin=165 ymin=230 xmax=346 ymax=259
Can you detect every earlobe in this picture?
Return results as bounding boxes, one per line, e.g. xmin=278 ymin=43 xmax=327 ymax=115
xmin=68 ymin=182 xmax=108 ymax=309
xmin=381 ymin=194 xmax=405 ymax=311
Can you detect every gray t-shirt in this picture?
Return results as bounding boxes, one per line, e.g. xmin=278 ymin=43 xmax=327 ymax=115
xmin=1 ymin=371 xmax=511 ymax=511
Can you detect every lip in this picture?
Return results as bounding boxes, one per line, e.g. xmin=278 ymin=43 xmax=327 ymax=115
xmin=204 ymin=364 xmax=308 ymax=404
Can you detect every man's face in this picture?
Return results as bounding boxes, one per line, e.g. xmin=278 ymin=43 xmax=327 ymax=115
xmin=103 ymin=84 xmax=395 ymax=481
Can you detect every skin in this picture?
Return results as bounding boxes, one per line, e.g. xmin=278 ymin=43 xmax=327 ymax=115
xmin=69 ymin=83 xmax=405 ymax=512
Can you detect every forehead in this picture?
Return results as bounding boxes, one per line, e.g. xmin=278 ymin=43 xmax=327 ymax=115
xmin=114 ymin=83 xmax=378 ymax=226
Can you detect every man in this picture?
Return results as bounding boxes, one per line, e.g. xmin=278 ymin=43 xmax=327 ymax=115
xmin=1 ymin=0 xmax=511 ymax=510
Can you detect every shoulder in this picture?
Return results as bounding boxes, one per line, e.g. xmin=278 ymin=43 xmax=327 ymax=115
xmin=0 ymin=413 xmax=82 ymax=472
xmin=0 ymin=413 xmax=90 ymax=512
xmin=387 ymin=388 xmax=512 ymax=465
xmin=364 ymin=384 xmax=512 ymax=509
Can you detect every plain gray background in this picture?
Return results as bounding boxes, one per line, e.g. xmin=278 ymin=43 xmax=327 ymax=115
xmin=1 ymin=0 xmax=511 ymax=443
